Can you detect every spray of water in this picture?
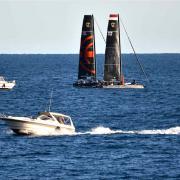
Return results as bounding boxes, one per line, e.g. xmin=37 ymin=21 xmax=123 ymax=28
xmin=75 ymin=126 xmax=180 ymax=136
xmin=6 ymin=126 xmax=180 ymax=137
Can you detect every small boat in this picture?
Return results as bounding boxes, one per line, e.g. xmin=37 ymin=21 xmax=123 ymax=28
xmin=73 ymin=15 xmax=101 ymax=88
xmin=0 ymin=112 xmax=75 ymax=136
xmin=102 ymin=14 xmax=144 ymax=89
xmin=0 ymin=76 xmax=15 ymax=90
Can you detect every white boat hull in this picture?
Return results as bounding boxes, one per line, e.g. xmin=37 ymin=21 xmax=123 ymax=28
xmin=3 ymin=118 xmax=75 ymax=136
xmin=103 ymin=84 xmax=144 ymax=89
xmin=0 ymin=81 xmax=15 ymax=90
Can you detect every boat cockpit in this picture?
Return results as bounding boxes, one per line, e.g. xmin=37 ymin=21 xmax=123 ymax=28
xmin=0 ymin=76 xmax=5 ymax=82
xmin=53 ymin=115 xmax=72 ymax=125
xmin=38 ymin=112 xmax=73 ymax=126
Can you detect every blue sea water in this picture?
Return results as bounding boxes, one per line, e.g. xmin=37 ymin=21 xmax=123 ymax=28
xmin=0 ymin=54 xmax=179 ymax=179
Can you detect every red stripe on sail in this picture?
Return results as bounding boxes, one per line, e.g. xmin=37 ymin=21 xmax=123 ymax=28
xmin=84 ymin=42 xmax=94 ymax=64
xmin=110 ymin=14 xmax=118 ymax=17
xmin=79 ymin=61 xmax=95 ymax=74
xmin=86 ymin=51 xmax=94 ymax=58
xmin=82 ymin=35 xmax=93 ymax=46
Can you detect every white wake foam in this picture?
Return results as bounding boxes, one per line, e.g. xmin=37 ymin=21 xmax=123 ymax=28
xmin=5 ymin=126 xmax=180 ymax=137
xmin=138 ymin=126 xmax=180 ymax=135
xmin=79 ymin=126 xmax=180 ymax=135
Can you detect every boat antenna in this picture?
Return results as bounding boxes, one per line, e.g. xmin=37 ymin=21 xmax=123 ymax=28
xmin=94 ymin=17 xmax=106 ymax=43
xmin=119 ymin=17 xmax=149 ymax=82
xmin=48 ymin=88 xmax=53 ymax=112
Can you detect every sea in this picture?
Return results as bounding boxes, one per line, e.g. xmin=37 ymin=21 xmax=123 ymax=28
xmin=0 ymin=54 xmax=179 ymax=179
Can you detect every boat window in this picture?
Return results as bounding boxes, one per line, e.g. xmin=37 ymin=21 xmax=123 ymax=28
xmin=0 ymin=76 xmax=5 ymax=81
xmin=56 ymin=116 xmax=71 ymax=125
xmin=64 ymin=117 xmax=71 ymax=125
xmin=39 ymin=115 xmax=51 ymax=120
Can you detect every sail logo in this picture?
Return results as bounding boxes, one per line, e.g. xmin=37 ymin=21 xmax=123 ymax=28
xmin=86 ymin=22 xmax=91 ymax=28
xmin=111 ymin=22 xmax=116 ymax=28
xmin=108 ymin=31 xmax=113 ymax=36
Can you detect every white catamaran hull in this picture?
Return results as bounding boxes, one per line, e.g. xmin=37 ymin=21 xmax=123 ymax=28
xmin=103 ymin=84 xmax=144 ymax=89
xmin=2 ymin=117 xmax=75 ymax=136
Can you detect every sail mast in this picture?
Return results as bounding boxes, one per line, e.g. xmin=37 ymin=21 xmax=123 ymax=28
xmin=92 ymin=14 xmax=97 ymax=80
xmin=118 ymin=14 xmax=123 ymax=84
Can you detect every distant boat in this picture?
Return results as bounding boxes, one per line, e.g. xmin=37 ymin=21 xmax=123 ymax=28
xmin=0 ymin=76 xmax=15 ymax=90
xmin=102 ymin=14 xmax=144 ymax=88
xmin=0 ymin=112 xmax=75 ymax=136
xmin=73 ymin=15 xmax=101 ymax=88
xmin=73 ymin=14 xmax=147 ymax=88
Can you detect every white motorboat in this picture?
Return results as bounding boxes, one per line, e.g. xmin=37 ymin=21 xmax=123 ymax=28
xmin=0 ymin=112 xmax=75 ymax=136
xmin=0 ymin=76 xmax=15 ymax=90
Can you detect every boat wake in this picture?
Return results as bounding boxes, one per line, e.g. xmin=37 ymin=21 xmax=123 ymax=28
xmin=76 ymin=126 xmax=180 ymax=135
xmin=5 ymin=126 xmax=180 ymax=137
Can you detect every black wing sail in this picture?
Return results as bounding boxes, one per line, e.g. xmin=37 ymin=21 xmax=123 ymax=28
xmin=78 ymin=15 xmax=96 ymax=80
xmin=104 ymin=14 xmax=121 ymax=82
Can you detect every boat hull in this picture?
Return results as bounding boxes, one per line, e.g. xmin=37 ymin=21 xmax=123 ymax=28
xmin=0 ymin=82 xmax=15 ymax=90
xmin=102 ymin=84 xmax=144 ymax=89
xmin=73 ymin=80 xmax=102 ymax=88
xmin=73 ymin=80 xmax=144 ymax=89
xmin=2 ymin=118 xmax=75 ymax=136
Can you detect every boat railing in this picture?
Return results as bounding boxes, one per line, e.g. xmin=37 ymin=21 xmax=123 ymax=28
xmin=0 ymin=113 xmax=8 ymax=119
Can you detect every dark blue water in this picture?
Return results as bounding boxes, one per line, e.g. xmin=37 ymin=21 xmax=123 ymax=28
xmin=0 ymin=54 xmax=179 ymax=179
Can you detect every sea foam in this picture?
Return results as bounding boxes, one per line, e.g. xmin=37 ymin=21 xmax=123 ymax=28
xmin=87 ymin=126 xmax=180 ymax=135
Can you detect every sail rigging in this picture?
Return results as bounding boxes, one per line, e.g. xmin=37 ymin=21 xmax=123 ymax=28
xmin=119 ymin=17 xmax=149 ymax=82
xmin=104 ymin=14 xmax=121 ymax=82
xmin=78 ymin=15 xmax=96 ymax=80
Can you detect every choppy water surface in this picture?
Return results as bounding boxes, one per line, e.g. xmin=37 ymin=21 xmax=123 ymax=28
xmin=0 ymin=54 xmax=180 ymax=179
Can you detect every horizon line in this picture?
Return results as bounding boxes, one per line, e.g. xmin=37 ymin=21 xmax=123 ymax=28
xmin=0 ymin=52 xmax=180 ymax=55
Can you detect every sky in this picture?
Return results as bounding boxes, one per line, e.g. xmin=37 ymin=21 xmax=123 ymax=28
xmin=0 ymin=0 xmax=179 ymax=54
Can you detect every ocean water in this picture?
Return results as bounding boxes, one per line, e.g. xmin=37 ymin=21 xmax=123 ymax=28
xmin=0 ymin=54 xmax=179 ymax=179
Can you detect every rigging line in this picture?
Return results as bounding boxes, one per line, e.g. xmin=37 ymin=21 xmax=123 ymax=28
xmin=48 ymin=88 xmax=53 ymax=112
xmin=119 ymin=18 xmax=149 ymax=82
xmin=94 ymin=17 xmax=106 ymax=43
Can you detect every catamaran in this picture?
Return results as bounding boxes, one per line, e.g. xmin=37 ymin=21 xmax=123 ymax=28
xmin=74 ymin=14 xmax=147 ymax=88
xmin=102 ymin=14 xmax=144 ymax=88
xmin=73 ymin=15 xmax=101 ymax=88
xmin=0 ymin=76 xmax=15 ymax=90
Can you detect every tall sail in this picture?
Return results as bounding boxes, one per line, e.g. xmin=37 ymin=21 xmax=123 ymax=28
xmin=104 ymin=14 xmax=121 ymax=82
xmin=78 ymin=15 xmax=96 ymax=80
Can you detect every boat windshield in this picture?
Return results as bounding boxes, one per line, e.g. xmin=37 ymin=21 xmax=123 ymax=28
xmin=38 ymin=114 xmax=52 ymax=121
xmin=0 ymin=76 xmax=5 ymax=81
xmin=55 ymin=115 xmax=71 ymax=125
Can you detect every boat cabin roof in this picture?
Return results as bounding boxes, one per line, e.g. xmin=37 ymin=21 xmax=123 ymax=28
xmin=39 ymin=112 xmax=71 ymax=119
xmin=38 ymin=112 xmax=73 ymax=126
xmin=0 ymin=76 xmax=5 ymax=81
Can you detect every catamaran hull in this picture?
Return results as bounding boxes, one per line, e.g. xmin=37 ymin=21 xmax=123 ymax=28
xmin=74 ymin=82 xmax=144 ymax=89
xmin=73 ymin=83 xmax=101 ymax=88
xmin=73 ymin=81 xmax=103 ymax=88
xmin=102 ymin=84 xmax=144 ymax=89
xmin=2 ymin=118 xmax=75 ymax=136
